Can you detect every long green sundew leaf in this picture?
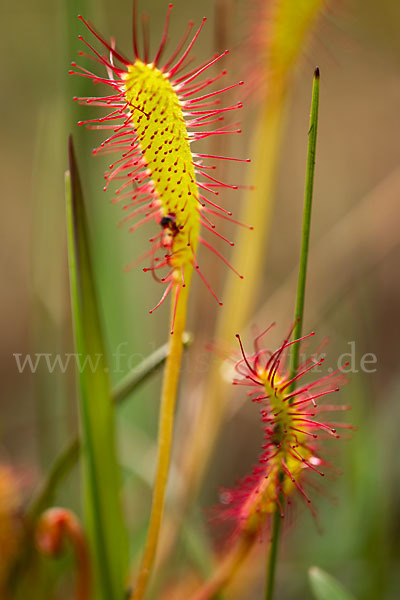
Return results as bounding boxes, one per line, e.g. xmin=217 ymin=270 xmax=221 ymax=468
xmin=66 ymin=136 xmax=128 ymax=600
xmin=73 ymin=9 xmax=247 ymax=596
xmin=26 ymin=333 xmax=192 ymax=522
xmin=309 ymin=567 xmax=356 ymax=600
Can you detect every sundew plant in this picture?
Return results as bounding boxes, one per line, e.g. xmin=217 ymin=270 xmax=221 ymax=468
xmin=5 ymin=1 xmax=400 ymax=600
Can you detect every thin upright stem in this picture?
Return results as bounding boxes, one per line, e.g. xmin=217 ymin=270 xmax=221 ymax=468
xmin=132 ymin=278 xmax=191 ymax=600
xmin=265 ymin=504 xmax=283 ymax=600
xmin=264 ymin=67 xmax=320 ymax=600
xmin=289 ymin=66 xmax=320 ymax=382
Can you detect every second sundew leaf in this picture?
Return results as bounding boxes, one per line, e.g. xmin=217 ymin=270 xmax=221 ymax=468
xmin=66 ymin=137 xmax=128 ymax=600
xmin=216 ymin=327 xmax=350 ymax=538
xmin=71 ymin=4 xmax=250 ymax=331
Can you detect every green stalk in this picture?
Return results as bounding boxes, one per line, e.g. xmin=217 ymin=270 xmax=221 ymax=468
xmin=265 ymin=67 xmax=320 ymax=600
xmin=265 ymin=508 xmax=283 ymax=600
xmin=289 ymin=66 xmax=320 ymax=381
xmin=132 ymin=280 xmax=192 ymax=600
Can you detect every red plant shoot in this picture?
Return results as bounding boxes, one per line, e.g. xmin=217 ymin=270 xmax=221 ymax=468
xmin=36 ymin=508 xmax=91 ymax=600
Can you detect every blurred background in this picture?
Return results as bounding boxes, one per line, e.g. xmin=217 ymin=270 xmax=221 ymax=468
xmin=2 ymin=0 xmax=400 ymax=598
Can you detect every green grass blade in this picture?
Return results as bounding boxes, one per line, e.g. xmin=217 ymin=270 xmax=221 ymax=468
xmin=309 ymin=567 xmax=356 ymax=600
xmin=66 ymin=136 xmax=128 ymax=600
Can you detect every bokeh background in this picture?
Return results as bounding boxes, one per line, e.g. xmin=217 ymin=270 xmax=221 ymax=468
xmin=2 ymin=0 xmax=400 ymax=598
